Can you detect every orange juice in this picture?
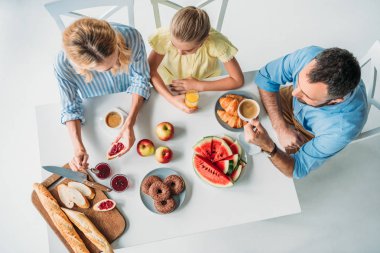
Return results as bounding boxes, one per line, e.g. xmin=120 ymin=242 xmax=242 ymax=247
xmin=185 ymin=90 xmax=199 ymax=108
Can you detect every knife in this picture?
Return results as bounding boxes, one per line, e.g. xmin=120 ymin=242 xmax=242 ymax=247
xmin=42 ymin=165 xmax=112 ymax=192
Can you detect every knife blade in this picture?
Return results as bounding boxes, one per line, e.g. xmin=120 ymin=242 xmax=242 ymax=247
xmin=42 ymin=165 xmax=112 ymax=192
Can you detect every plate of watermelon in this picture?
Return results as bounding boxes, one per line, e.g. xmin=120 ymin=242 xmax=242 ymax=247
xmin=192 ymin=135 xmax=247 ymax=187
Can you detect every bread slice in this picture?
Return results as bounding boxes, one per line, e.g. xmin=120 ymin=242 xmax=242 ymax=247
xmin=62 ymin=208 xmax=114 ymax=253
xmin=68 ymin=182 xmax=95 ymax=200
xmin=58 ymin=184 xmax=90 ymax=209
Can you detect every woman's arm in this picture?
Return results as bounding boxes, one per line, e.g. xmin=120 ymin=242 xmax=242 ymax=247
xmin=65 ymin=120 xmax=89 ymax=171
xmin=148 ymin=50 xmax=196 ymax=113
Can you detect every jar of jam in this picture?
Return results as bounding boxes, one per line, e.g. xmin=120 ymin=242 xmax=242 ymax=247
xmin=91 ymin=163 xmax=111 ymax=179
xmin=110 ymin=174 xmax=129 ymax=192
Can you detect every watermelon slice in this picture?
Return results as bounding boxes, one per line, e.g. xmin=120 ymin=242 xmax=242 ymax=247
xmin=193 ymin=154 xmax=233 ymax=187
xmin=193 ymin=137 xmax=213 ymax=159
xmin=231 ymin=164 xmax=243 ymax=182
xmin=229 ymin=140 xmax=242 ymax=156
xmin=214 ymin=159 xmax=234 ymax=174
xmin=222 ymin=135 xmax=234 ymax=146
xmin=212 ymin=137 xmax=233 ymax=162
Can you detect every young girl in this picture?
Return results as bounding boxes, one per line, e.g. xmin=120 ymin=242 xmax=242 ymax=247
xmin=148 ymin=6 xmax=244 ymax=113
xmin=55 ymin=18 xmax=151 ymax=171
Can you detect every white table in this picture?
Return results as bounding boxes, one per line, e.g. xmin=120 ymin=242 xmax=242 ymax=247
xmin=36 ymin=71 xmax=300 ymax=252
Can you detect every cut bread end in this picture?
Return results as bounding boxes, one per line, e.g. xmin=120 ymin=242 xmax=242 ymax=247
xmin=68 ymin=181 xmax=95 ymax=200
xmin=58 ymin=184 xmax=90 ymax=209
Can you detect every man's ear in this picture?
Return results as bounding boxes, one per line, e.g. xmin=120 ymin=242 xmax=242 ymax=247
xmin=328 ymin=97 xmax=344 ymax=104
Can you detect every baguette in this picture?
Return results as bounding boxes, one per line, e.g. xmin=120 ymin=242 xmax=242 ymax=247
xmin=33 ymin=183 xmax=89 ymax=253
xmin=62 ymin=208 xmax=114 ymax=253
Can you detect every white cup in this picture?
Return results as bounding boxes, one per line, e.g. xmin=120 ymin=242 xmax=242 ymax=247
xmin=104 ymin=108 xmax=125 ymax=129
xmin=237 ymin=99 xmax=260 ymax=122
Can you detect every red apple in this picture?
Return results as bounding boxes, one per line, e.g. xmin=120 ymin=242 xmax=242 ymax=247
xmin=155 ymin=146 xmax=173 ymax=163
xmin=156 ymin=122 xmax=174 ymax=141
xmin=137 ymin=139 xmax=155 ymax=157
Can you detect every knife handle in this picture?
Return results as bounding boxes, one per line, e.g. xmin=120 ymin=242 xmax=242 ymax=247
xmin=83 ymin=180 xmax=112 ymax=192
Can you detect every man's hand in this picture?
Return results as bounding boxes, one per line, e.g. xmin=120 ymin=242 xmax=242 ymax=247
xmin=171 ymin=94 xmax=198 ymax=114
xmin=169 ymin=77 xmax=200 ymax=94
xmin=244 ymin=119 xmax=275 ymax=152
xmin=69 ymin=148 xmax=89 ymax=172
xmin=276 ymin=126 xmax=307 ymax=151
xmin=114 ymin=126 xmax=135 ymax=157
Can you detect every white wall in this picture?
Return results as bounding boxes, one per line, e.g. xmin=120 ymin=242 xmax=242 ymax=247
xmin=0 ymin=0 xmax=379 ymax=252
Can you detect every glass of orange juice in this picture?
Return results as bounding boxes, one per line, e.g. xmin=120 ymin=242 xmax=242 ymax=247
xmin=185 ymin=90 xmax=199 ymax=108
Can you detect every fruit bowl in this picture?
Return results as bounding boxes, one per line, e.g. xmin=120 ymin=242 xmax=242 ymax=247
xmin=192 ymin=135 xmax=247 ymax=187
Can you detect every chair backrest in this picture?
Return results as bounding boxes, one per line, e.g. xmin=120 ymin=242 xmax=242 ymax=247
xmin=45 ymin=0 xmax=135 ymax=32
xmin=354 ymin=40 xmax=380 ymax=142
xmin=150 ymin=0 xmax=229 ymax=31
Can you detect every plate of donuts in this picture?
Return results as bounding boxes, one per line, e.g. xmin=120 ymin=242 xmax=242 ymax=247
xmin=140 ymin=168 xmax=186 ymax=214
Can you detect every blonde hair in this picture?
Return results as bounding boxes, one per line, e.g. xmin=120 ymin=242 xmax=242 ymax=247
xmin=63 ymin=18 xmax=131 ymax=82
xmin=170 ymin=6 xmax=211 ymax=43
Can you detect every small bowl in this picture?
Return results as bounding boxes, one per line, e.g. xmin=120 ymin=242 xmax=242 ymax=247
xmin=237 ymin=99 xmax=260 ymax=122
xmin=104 ymin=108 xmax=125 ymax=129
xmin=110 ymin=174 xmax=129 ymax=192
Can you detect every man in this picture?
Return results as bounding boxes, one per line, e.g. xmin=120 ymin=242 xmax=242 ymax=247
xmin=244 ymin=46 xmax=368 ymax=178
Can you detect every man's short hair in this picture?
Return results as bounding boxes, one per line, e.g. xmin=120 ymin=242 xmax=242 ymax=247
xmin=308 ymin=48 xmax=361 ymax=98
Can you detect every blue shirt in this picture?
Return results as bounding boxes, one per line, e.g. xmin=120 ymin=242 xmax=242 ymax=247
xmin=255 ymin=46 xmax=368 ymax=179
xmin=54 ymin=23 xmax=151 ymax=124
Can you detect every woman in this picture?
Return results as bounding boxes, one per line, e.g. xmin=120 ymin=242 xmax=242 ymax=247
xmin=55 ymin=18 xmax=151 ymax=171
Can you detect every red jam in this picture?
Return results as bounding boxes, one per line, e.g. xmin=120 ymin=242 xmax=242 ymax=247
xmin=109 ymin=142 xmax=125 ymax=156
xmin=111 ymin=174 xmax=128 ymax=192
xmin=94 ymin=163 xmax=111 ymax=179
xmin=99 ymin=200 xmax=115 ymax=210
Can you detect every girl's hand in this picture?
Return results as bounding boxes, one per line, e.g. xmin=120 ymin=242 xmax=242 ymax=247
xmin=171 ymin=94 xmax=197 ymax=114
xmin=114 ymin=126 xmax=135 ymax=157
xmin=170 ymin=77 xmax=200 ymax=94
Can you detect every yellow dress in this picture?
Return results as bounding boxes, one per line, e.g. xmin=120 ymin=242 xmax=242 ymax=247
xmin=148 ymin=28 xmax=238 ymax=85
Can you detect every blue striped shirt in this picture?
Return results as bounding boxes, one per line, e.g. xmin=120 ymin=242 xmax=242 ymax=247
xmin=54 ymin=23 xmax=151 ymax=124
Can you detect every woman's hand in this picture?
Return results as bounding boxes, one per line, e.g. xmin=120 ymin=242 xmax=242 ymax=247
xmin=171 ymin=94 xmax=198 ymax=113
xmin=114 ymin=126 xmax=135 ymax=157
xmin=69 ymin=148 xmax=89 ymax=172
xmin=170 ymin=77 xmax=201 ymax=94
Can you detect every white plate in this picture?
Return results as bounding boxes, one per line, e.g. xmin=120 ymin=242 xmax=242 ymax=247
xmin=140 ymin=168 xmax=186 ymax=214
xmin=193 ymin=135 xmax=248 ymax=186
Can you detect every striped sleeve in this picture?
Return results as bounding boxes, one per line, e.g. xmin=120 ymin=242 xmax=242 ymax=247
xmin=125 ymin=28 xmax=152 ymax=100
xmin=54 ymin=52 xmax=85 ymax=124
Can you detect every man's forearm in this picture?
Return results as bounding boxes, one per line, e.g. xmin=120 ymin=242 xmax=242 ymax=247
xmin=124 ymin=93 xmax=144 ymax=129
xmin=258 ymin=88 xmax=288 ymax=131
xmin=66 ymin=120 xmax=85 ymax=151
xmin=269 ymin=148 xmax=295 ymax=177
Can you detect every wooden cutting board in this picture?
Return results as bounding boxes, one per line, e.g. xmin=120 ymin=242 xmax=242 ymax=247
xmin=31 ymin=164 xmax=126 ymax=253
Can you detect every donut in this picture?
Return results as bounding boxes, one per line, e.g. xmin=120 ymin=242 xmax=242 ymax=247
xmin=164 ymin=175 xmax=185 ymax=195
xmin=148 ymin=181 xmax=171 ymax=201
xmin=154 ymin=198 xmax=176 ymax=214
xmin=141 ymin=176 xmax=162 ymax=195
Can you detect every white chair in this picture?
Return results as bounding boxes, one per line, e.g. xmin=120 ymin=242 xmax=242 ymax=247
xmin=354 ymin=40 xmax=380 ymax=142
xmin=150 ymin=0 xmax=229 ymax=31
xmin=44 ymin=0 xmax=135 ymax=31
